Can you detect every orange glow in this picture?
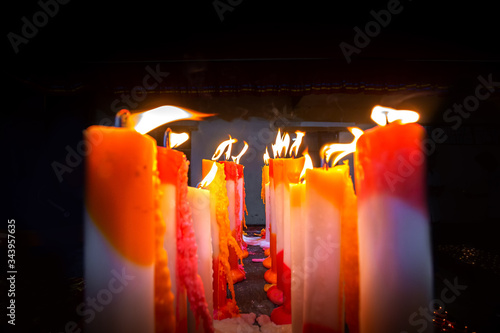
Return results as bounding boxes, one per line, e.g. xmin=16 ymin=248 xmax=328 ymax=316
xmin=289 ymin=131 xmax=305 ymax=157
xmin=371 ymin=105 xmax=419 ymax=126
xmin=263 ymin=147 xmax=270 ymax=165
xmin=272 ymin=129 xmax=291 ymax=158
xmin=168 ymin=131 xmax=189 ymax=149
xmin=232 ymin=141 xmax=249 ymax=164
xmin=198 ymin=161 xmax=218 ymax=188
xmin=322 ymin=127 xmax=364 ymax=166
xmin=299 ymin=149 xmax=314 ymax=183
xmin=212 ymin=136 xmax=237 ymax=161
xmin=132 ymin=105 xmax=215 ymax=134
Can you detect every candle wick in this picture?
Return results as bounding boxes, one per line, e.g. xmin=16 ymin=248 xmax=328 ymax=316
xmin=114 ymin=109 xmax=131 ymax=128
xmin=163 ymin=128 xmax=172 ymax=148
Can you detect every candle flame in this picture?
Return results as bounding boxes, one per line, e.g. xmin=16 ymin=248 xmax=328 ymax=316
xmin=131 ymin=106 xmax=215 ymax=134
xmin=289 ymin=131 xmax=305 ymax=157
xmin=212 ymin=136 xmax=237 ymax=161
xmin=322 ymin=127 xmax=364 ymax=166
xmin=198 ymin=162 xmax=218 ymax=188
xmin=232 ymin=141 xmax=249 ymax=164
xmin=263 ymin=147 xmax=270 ymax=165
xmin=371 ymin=105 xmax=419 ymax=126
xmin=169 ymin=132 xmax=189 ymax=149
xmin=299 ymin=149 xmax=314 ymax=183
xmin=272 ymin=129 xmax=291 ymax=158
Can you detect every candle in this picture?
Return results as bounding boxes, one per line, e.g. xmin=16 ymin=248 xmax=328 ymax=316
xmin=157 ymin=140 xmax=213 ymax=333
xmin=302 ymin=165 xmax=346 ymax=332
xmin=290 ymin=152 xmax=313 ymax=333
xmin=267 ymin=130 xmax=305 ymax=324
xmin=84 ymin=125 xmax=158 ymax=333
xmin=187 ymin=186 xmax=214 ymax=333
xmin=202 ymin=160 xmax=240 ymax=320
xmin=355 ymin=106 xmax=432 ymax=332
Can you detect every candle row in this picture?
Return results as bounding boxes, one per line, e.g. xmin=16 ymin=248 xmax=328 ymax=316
xmin=83 ymin=108 xmax=248 ymax=333
xmin=262 ymin=106 xmax=433 ymax=333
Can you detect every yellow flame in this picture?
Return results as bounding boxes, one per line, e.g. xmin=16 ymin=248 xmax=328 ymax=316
xmin=212 ymin=136 xmax=237 ymax=161
xmin=299 ymin=150 xmax=314 ymax=183
xmin=263 ymin=147 xmax=270 ymax=165
xmin=132 ymin=105 xmax=215 ymax=134
xmin=289 ymin=131 xmax=305 ymax=157
xmin=169 ymin=132 xmax=189 ymax=149
xmin=322 ymin=127 xmax=364 ymax=166
xmin=198 ymin=162 xmax=218 ymax=188
xmin=272 ymin=129 xmax=291 ymax=158
xmin=232 ymin=141 xmax=249 ymax=164
xmin=371 ymin=105 xmax=420 ymax=126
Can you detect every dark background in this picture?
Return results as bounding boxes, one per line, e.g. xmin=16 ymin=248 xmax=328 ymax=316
xmin=3 ymin=0 xmax=500 ymax=332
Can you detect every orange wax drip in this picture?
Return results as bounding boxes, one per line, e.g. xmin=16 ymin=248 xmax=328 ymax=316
xmin=203 ymin=160 xmax=241 ymax=319
xmin=340 ymin=165 xmax=360 ymax=333
xmin=84 ymin=126 xmax=155 ymax=265
xmin=158 ymin=148 xmax=213 ymax=333
xmin=261 ymin=165 xmax=269 ymax=204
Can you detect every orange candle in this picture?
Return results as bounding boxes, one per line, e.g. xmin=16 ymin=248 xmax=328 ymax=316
xmin=302 ymin=164 xmax=351 ymax=333
xmin=84 ymin=125 xmax=162 ymax=333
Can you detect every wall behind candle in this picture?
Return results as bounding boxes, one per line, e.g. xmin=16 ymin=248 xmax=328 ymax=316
xmin=191 ymin=117 xmax=275 ymax=225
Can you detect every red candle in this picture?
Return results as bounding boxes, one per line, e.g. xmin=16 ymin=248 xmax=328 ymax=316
xmin=355 ymin=106 xmax=432 ymax=332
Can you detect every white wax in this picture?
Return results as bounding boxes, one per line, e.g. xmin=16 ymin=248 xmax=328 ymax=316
xmin=358 ymin=195 xmax=433 ymax=333
xmin=84 ymin=211 xmax=154 ymax=333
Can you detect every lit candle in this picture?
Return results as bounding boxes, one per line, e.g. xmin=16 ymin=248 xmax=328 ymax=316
xmin=84 ymin=124 xmax=157 ymax=333
xmin=268 ymin=130 xmax=305 ymax=325
xmin=355 ymin=106 xmax=432 ymax=332
xmin=201 ymin=160 xmax=240 ymax=320
xmin=158 ymin=130 xmax=213 ymax=333
xmin=84 ymin=106 xmax=212 ymax=333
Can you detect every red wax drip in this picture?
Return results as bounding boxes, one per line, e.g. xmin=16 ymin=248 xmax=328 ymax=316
xmin=176 ymin=158 xmax=214 ymax=333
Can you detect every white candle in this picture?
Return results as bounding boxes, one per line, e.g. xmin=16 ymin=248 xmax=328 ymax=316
xmin=187 ymin=187 xmax=214 ymax=333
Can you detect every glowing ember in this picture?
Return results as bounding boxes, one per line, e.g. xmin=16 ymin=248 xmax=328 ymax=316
xmin=371 ymin=105 xmax=419 ymax=126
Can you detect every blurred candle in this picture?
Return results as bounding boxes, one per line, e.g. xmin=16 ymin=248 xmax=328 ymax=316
xmin=355 ymin=106 xmax=432 ymax=332
xmin=290 ymin=182 xmax=305 ymax=333
xmin=84 ymin=125 xmax=158 ymax=333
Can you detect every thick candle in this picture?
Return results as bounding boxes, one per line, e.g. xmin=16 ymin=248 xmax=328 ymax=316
xmin=355 ymin=121 xmax=432 ymax=333
xmin=84 ymin=126 xmax=159 ymax=333
xmin=290 ymin=182 xmax=305 ymax=333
